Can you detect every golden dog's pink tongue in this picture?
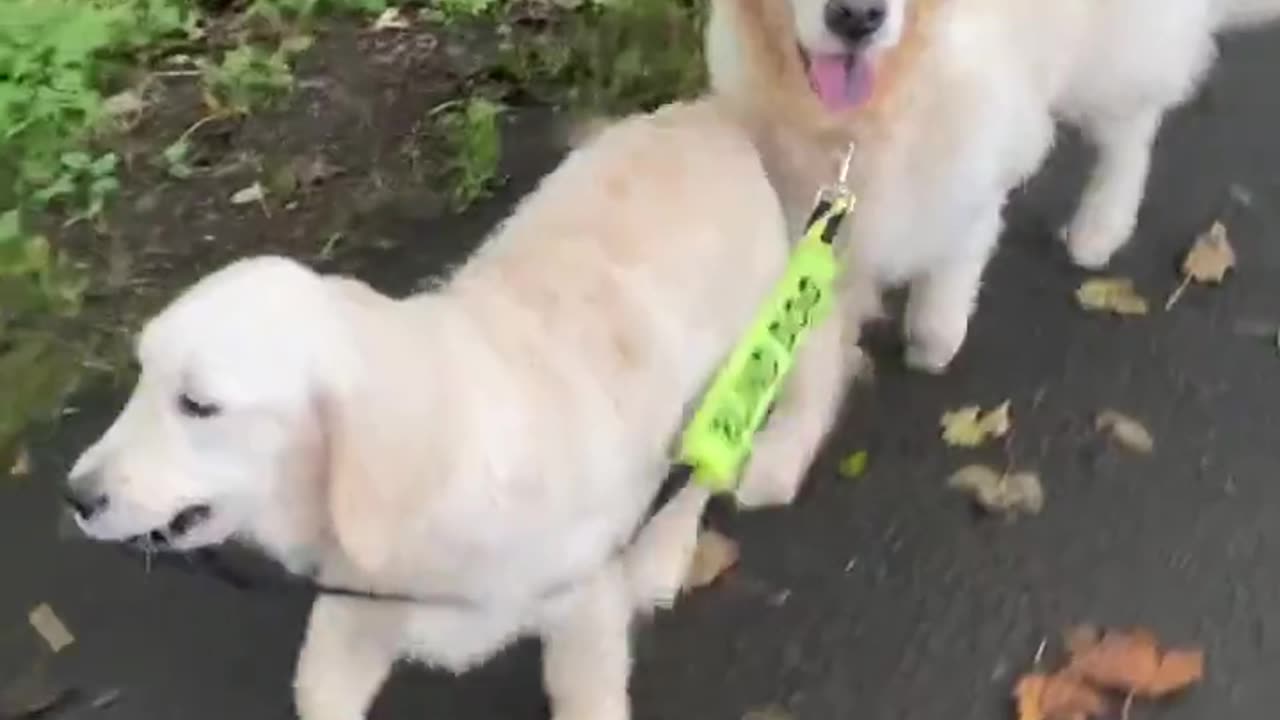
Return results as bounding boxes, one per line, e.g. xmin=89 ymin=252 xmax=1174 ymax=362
xmin=807 ymin=53 xmax=874 ymax=112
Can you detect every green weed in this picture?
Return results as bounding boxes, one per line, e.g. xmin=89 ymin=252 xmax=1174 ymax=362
xmin=434 ymin=0 xmax=500 ymax=20
xmin=200 ymin=45 xmax=296 ymax=113
xmin=31 ymin=151 xmax=121 ymax=225
xmin=0 ymin=0 xmax=196 ymax=468
xmin=248 ymin=0 xmax=387 ymax=23
xmin=429 ymin=97 xmax=506 ymax=210
xmin=496 ymin=0 xmax=706 ymax=115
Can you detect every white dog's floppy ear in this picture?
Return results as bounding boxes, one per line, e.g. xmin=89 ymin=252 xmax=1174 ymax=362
xmin=319 ymin=383 xmax=398 ymax=577
xmin=312 ymin=280 xmax=411 ymax=578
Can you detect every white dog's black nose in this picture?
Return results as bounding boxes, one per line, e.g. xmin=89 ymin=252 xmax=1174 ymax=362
xmin=64 ymin=481 xmax=109 ymax=521
xmin=824 ymin=0 xmax=887 ymax=44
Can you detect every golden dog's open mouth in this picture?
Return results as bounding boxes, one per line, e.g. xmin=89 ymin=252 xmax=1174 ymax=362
xmin=799 ymin=46 xmax=876 ymax=112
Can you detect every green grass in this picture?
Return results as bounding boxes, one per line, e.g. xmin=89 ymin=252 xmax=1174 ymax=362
xmin=0 ymin=0 xmax=707 ymax=470
xmin=0 ymin=0 xmax=200 ymax=466
xmin=0 ymin=0 xmax=400 ymax=467
xmin=495 ymin=0 xmax=707 ymax=115
xmin=428 ymin=97 xmax=507 ymax=210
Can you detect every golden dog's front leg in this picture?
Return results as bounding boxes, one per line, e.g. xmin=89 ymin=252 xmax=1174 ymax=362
xmin=294 ymin=597 xmax=400 ymax=720
xmin=541 ymin=565 xmax=634 ymax=720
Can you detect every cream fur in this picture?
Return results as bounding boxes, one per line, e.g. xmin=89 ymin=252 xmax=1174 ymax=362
xmin=66 ymin=99 xmax=839 ymax=720
xmin=707 ymin=0 xmax=1280 ymax=375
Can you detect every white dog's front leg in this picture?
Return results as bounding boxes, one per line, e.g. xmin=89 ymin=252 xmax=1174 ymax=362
xmin=736 ymin=307 xmax=852 ymax=508
xmin=1065 ymin=109 xmax=1162 ymax=269
xmin=294 ymin=598 xmax=400 ymax=720
xmin=904 ymin=215 xmax=998 ymax=373
xmin=542 ymin=567 xmax=633 ymax=720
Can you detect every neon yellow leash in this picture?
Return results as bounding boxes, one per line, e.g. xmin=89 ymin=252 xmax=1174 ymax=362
xmin=675 ymin=144 xmax=857 ymax=493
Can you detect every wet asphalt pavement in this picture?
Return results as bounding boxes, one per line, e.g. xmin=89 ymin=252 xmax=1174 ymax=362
xmin=4 ymin=26 xmax=1280 ymax=720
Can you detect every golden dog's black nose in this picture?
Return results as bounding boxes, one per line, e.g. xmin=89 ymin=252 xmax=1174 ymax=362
xmin=824 ymin=0 xmax=887 ymax=44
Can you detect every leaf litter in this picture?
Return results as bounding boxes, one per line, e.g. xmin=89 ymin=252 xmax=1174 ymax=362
xmin=838 ymin=450 xmax=869 ymax=479
xmin=1167 ymin=220 xmax=1236 ymax=309
xmin=941 ymin=401 xmax=1011 ymax=447
xmin=9 ymin=447 xmax=30 ymax=478
xmin=28 ymin=604 xmax=74 ymax=653
xmin=1076 ymin=277 xmax=1149 ymax=316
xmin=229 ymin=181 xmax=266 ymax=206
xmin=1096 ymin=410 xmax=1155 ymax=454
xmin=948 ymin=465 xmax=1044 ymax=516
xmin=1015 ymin=625 xmax=1204 ymax=720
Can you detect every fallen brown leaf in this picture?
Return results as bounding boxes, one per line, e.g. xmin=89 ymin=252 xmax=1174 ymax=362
xmin=372 ymin=7 xmax=411 ymax=30
xmin=1184 ymin=221 xmax=1236 ymax=283
xmin=1076 ymin=277 xmax=1149 ymax=316
xmin=1096 ymin=410 xmax=1155 ymax=454
xmin=941 ymin=401 xmax=1011 ymax=447
xmin=28 ymin=604 xmax=74 ymax=653
xmin=948 ymin=465 xmax=1044 ymax=516
xmin=1015 ymin=672 xmax=1108 ymax=720
xmin=9 ymin=448 xmax=30 ymax=478
xmin=683 ymin=530 xmax=739 ymax=591
xmin=1065 ymin=626 xmax=1205 ymax=698
xmin=1167 ymin=221 xmax=1237 ymax=308
xmin=230 ymin=181 xmax=266 ymax=206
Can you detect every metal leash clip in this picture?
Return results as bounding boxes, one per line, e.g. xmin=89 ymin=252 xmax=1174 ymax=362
xmin=815 ymin=141 xmax=856 ymax=208
xmin=803 ymin=141 xmax=857 ymax=246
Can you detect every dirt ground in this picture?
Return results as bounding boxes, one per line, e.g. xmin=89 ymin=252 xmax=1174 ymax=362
xmin=63 ymin=18 xmax=540 ymax=333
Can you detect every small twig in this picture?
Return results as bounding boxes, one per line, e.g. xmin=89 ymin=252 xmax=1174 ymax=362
xmin=1164 ymin=275 xmax=1191 ymax=310
xmin=174 ymin=109 xmax=238 ymax=147
xmin=151 ymin=69 xmax=202 ymax=78
xmin=1033 ymin=636 xmax=1048 ymax=667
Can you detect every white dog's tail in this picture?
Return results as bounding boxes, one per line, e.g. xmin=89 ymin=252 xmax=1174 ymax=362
xmin=622 ymin=482 xmax=712 ymax=612
xmin=1217 ymin=0 xmax=1280 ymax=30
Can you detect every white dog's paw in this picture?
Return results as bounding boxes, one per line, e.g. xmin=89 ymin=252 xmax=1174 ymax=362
xmin=1062 ymin=223 xmax=1128 ymax=270
xmin=735 ymin=439 xmax=805 ymax=509
xmin=552 ymin=701 xmax=628 ymax=720
xmin=903 ymin=340 xmax=954 ymax=375
xmin=903 ymin=316 xmax=965 ymax=374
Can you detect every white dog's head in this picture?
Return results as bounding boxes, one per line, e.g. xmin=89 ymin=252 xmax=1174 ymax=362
xmin=788 ymin=0 xmax=908 ymax=110
xmin=65 ymin=256 xmax=354 ymax=563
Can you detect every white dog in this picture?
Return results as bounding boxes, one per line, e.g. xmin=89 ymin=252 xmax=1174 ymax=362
xmin=65 ymin=100 xmax=850 ymax=720
xmin=695 ymin=0 xmax=1280 ymax=507
xmin=707 ymin=0 xmax=1280 ymax=378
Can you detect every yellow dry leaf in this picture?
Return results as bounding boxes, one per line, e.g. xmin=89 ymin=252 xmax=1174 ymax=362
xmin=948 ymin=465 xmax=1045 ymax=515
xmin=1096 ymin=410 xmax=1155 ymax=454
xmin=838 ymin=450 xmax=869 ymax=479
xmin=372 ymin=7 xmax=411 ymax=30
xmin=683 ymin=530 xmax=740 ymax=591
xmin=1076 ymin=278 xmax=1150 ymax=316
xmin=28 ymin=604 xmax=74 ymax=653
xmin=1183 ymin=221 xmax=1236 ymax=283
xmin=1015 ymin=672 xmax=1108 ymax=720
xmin=941 ymin=401 xmax=1011 ymax=447
xmin=9 ymin=447 xmax=30 ymax=478
xmin=1167 ymin=221 xmax=1237 ymax=309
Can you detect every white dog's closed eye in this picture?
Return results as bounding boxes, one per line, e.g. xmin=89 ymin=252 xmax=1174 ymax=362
xmin=177 ymin=390 xmax=221 ymax=419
